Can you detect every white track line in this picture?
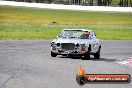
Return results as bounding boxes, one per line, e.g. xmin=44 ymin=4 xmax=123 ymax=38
xmin=116 ymin=57 xmax=132 ymax=67
xmin=0 ymin=1 xmax=132 ymax=12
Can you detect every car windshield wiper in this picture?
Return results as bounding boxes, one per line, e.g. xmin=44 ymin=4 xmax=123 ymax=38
xmin=61 ymin=36 xmax=66 ymax=38
xmin=70 ymin=37 xmax=77 ymax=38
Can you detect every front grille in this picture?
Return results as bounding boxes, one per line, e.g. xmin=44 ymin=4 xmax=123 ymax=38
xmin=61 ymin=43 xmax=75 ymax=50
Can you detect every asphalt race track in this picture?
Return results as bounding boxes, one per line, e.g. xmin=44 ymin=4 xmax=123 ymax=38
xmin=0 ymin=40 xmax=132 ymax=88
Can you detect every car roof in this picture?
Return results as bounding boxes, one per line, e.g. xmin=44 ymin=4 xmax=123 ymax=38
xmin=62 ymin=29 xmax=93 ymax=32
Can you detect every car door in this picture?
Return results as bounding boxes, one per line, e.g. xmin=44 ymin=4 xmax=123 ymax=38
xmin=89 ymin=32 xmax=98 ymax=53
xmin=93 ymin=33 xmax=100 ymax=52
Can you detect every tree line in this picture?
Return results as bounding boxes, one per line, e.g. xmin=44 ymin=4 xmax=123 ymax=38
xmin=6 ymin=0 xmax=132 ymax=6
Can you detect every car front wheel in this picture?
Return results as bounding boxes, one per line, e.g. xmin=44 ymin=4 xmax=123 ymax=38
xmin=94 ymin=47 xmax=101 ymax=59
xmin=51 ymin=51 xmax=57 ymax=57
xmin=83 ymin=50 xmax=90 ymax=60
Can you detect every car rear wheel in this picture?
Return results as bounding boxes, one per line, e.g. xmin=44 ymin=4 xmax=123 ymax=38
xmin=94 ymin=46 xmax=101 ymax=59
xmin=51 ymin=51 xmax=57 ymax=57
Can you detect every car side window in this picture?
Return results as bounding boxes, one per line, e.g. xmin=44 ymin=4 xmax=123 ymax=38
xmin=93 ymin=34 xmax=96 ymax=39
xmin=89 ymin=32 xmax=96 ymax=39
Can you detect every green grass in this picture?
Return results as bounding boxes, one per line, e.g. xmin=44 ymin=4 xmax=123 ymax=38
xmin=0 ymin=5 xmax=132 ymax=40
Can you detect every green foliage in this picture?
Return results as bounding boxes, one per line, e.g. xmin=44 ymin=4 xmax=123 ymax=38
xmin=0 ymin=6 xmax=132 ymax=40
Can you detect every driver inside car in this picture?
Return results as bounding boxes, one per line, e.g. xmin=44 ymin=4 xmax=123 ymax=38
xmin=80 ymin=31 xmax=90 ymax=39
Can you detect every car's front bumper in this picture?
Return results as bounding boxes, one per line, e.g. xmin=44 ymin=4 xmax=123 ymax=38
xmin=52 ymin=49 xmax=87 ymax=56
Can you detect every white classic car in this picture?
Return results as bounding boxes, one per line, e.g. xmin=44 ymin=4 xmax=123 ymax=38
xmin=51 ymin=29 xmax=101 ymax=60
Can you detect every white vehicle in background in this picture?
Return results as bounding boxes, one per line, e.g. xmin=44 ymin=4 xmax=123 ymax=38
xmin=50 ymin=29 xmax=101 ymax=60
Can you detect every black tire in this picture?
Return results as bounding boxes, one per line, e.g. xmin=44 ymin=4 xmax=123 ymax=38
xmin=83 ymin=50 xmax=90 ymax=60
xmin=94 ymin=46 xmax=101 ymax=59
xmin=62 ymin=55 xmax=67 ymax=56
xmin=51 ymin=51 xmax=57 ymax=57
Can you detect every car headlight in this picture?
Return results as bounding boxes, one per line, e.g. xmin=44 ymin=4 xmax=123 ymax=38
xmin=56 ymin=43 xmax=60 ymax=47
xmin=81 ymin=43 xmax=85 ymax=48
xmin=51 ymin=42 xmax=56 ymax=47
xmin=76 ymin=43 xmax=80 ymax=47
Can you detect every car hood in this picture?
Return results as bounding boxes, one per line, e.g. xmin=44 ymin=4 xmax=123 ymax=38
xmin=52 ymin=38 xmax=93 ymax=45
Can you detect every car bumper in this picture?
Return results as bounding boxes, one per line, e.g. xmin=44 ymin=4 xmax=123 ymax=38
xmin=52 ymin=49 xmax=87 ymax=55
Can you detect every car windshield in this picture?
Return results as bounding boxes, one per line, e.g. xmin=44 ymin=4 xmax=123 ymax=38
xmin=58 ymin=30 xmax=90 ymax=39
